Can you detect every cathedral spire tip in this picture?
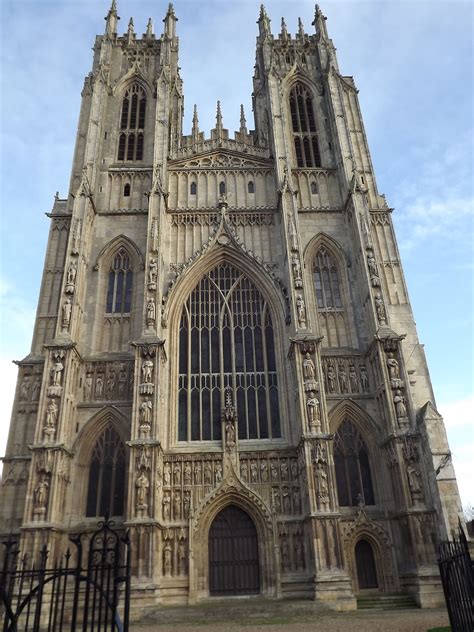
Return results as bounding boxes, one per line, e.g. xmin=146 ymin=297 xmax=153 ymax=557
xmin=239 ymin=104 xmax=247 ymax=133
xmin=257 ymin=4 xmax=271 ymax=36
xmin=104 ymin=0 xmax=119 ymax=36
xmin=146 ymin=17 xmax=154 ymax=38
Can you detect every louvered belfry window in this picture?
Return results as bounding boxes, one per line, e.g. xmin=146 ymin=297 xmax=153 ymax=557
xmin=117 ymin=84 xmax=146 ymax=161
xmin=86 ymin=425 xmax=126 ymax=517
xmin=178 ymin=264 xmax=281 ymax=442
xmin=290 ymin=83 xmax=321 ymax=167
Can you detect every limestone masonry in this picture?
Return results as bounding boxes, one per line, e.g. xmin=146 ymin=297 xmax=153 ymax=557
xmin=0 ymin=1 xmax=463 ymax=612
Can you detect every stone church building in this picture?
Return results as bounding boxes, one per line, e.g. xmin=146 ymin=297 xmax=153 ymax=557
xmin=0 ymin=1 xmax=463 ymax=612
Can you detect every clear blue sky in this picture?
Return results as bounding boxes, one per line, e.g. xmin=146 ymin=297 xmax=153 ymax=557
xmin=0 ymin=0 xmax=473 ymax=506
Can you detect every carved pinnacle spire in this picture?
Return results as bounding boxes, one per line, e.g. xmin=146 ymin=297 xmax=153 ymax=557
xmin=145 ymin=18 xmax=154 ymax=38
xmin=298 ymin=17 xmax=305 ymax=39
xmin=192 ymin=104 xmax=199 ymax=139
xmin=257 ymin=4 xmax=271 ymax=37
xmin=163 ymin=3 xmax=177 ymax=39
xmin=126 ymin=17 xmax=135 ymax=44
xmin=104 ymin=0 xmax=119 ymax=37
xmin=312 ymin=3 xmax=328 ymax=39
xmin=280 ymin=17 xmax=288 ymax=42
xmin=239 ymin=104 xmax=247 ymax=134
xmin=216 ymin=100 xmax=223 ymax=135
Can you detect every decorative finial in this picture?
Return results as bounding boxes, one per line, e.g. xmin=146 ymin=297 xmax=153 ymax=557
xmin=216 ymin=100 xmax=223 ymax=132
xmin=280 ymin=17 xmax=288 ymax=41
xmin=257 ymin=4 xmax=271 ymax=36
xmin=104 ymin=0 xmax=119 ymax=37
xmin=192 ymin=104 xmax=199 ymax=138
xmin=126 ymin=17 xmax=135 ymax=43
xmin=298 ymin=17 xmax=305 ymax=39
xmin=163 ymin=3 xmax=177 ymax=38
xmin=239 ymin=104 xmax=247 ymax=134
xmin=145 ymin=18 xmax=153 ymax=38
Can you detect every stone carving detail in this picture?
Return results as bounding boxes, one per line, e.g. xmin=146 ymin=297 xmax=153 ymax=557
xmin=223 ymin=388 xmax=236 ymax=451
xmin=33 ymin=476 xmax=50 ymax=518
xmin=393 ymin=389 xmax=409 ymax=427
xmin=139 ymin=400 xmax=153 ymax=438
xmin=48 ymin=350 xmax=65 ymax=397
xmin=296 ymin=295 xmax=307 ymax=327
xmin=306 ymin=392 xmax=321 ymax=433
xmin=147 ymin=257 xmax=158 ymax=290
xmin=161 ymin=528 xmax=188 ymax=578
xmin=402 ymin=437 xmax=423 ymax=504
xmin=322 ymin=357 xmax=369 ymax=395
xmin=288 ymin=215 xmax=299 ymax=251
xmin=278 ymin=523 xmax=306 ymax=573
xmin=43 ymin=399 xmax=58 ymax=443
xmin=20 ymin=376 xmax=30 ymax=401
xmin=366 ymin=249 xmax=380 ymax=287
xmin=71 ymin=219 xmax=82 ymax=255
xmin=65 ymin=261 xmax=78 ymax=294
xmin=291 ymin=253 xmax=303 ymax=288
xmin=386 ymin=353 xmax=403 ymax=389
xmin=136 ymin=470 xmax=150 ymax=517
xmin=61 ymin=297 xmax=72 ymax=332
xmin=82 ymin=361 xmax=133 ymax=402
xmin=150 ymin=219 xmax=159 ymax=253
xmin=146 ymin=297 xmax=156 ymax=327
xmin=374 ymin=292 xmax=387 ymax=325
xmin=312 ymin=442 xmax=330 ymax=511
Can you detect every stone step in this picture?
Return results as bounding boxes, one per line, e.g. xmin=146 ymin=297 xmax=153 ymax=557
xmin=357 ymin=593 xmax=418 ymax=610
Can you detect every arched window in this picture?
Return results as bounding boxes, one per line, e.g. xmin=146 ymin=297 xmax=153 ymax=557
xmin=117 ymin=84 xmax=146 ymax=162
xmin=86 ymin=425 xmax=126 ymax=517
xmin=248 ymin=180 xmax=255 ymax=194
xmin=310 ymin=181 xmax=318 ymax=195
xmin=289 ymin=83 xmax=321 ymax=167
xmin=219 ymin=181 xmax=226 ymax=195
xmin=334 ymin=419 xmax=375 ymax=507
xmin=123 ymin=183 xmax=131 ymax=197
xmin=313 ymin=246 xmax=343 ymax=310
xmin=178 ymin=263 xmax=281 ymax=442
xmin=106 ymin=248 xmax=133 ymax=314
xmin=190 ymin=182 xmax=197 ymax=195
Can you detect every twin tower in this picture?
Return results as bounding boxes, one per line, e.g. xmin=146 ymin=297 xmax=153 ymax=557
xmin=1 ymin=1 xmax=462 ymax=612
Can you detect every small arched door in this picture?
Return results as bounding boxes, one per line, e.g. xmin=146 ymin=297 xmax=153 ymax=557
xmin=355 ymin=539 xmax=378 ymax=590
xmin=208 ymin=505 xmax=260 ymax=596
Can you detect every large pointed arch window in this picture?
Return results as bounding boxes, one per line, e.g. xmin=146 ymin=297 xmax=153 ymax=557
xmin=178 ymin=263 xmax=281 ymax=442
xmin=313 ymin=246 xmax=343 ymax=310
xmin=334 ymin=420 xmax=375 ymax=507
xmin=117 ymin=84 xmax=146 ymax=161
xmin=106 ymin=249 xmax=133 ymax=314
xmin=289 ymin=83 xmax=321 ymax=167
xmin=86 ymin=425 xmax=126 ymax=517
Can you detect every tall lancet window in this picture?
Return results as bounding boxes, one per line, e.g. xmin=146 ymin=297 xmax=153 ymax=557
xmin=106 ymin=249 xmax=133 ymax=314
xmin=289 ymin=83 xmax=321 ymax=167
xmin=314 ymin=247 xmax=343 ymax=310
xmin=178 ymin=263 xmax=281 ymax=442
xmin=86 ymin=425 xmax=126 ymax=517
xmin=117 ymin=84 xmax=146 ymax=161
xmin=334 ymin=420 xmax=375 ymax=507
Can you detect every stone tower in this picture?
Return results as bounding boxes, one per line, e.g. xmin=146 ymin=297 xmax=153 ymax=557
xmin=0 ymin=2 xmax=462 ymax=611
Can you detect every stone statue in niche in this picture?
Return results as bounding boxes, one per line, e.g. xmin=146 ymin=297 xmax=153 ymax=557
xmin=162 ymin=492 xmax=171 ymax=520
xmin=282 ymin=486 xmax=291 ymax=514
xmin=34 ymin=477 xmax=49 ymax=513
xmin=183 ymin=462 xmax=192 ymax=485
xmin=225 ymin=420 xmax=236 ymax=450
xmin=250 ymin=460 xmax=258 ymax=483
xmin=141 ymin=359 xmax=154 ymax=384
xmin=194 ymin=461 xmax=202 ymax=484
xmin=280 ymin=460 xmax=289 ymax=480
xmin=270 ymin=460 xmax=278 ymax=481
xmin=393 ymin=389 xmax=408 ymax=421
xmin=407 ymin=464 xmax=423 ymax=502
xmin=215 ymin=462 xmax=222 ymax=483
xmin=173 ymin=462 xmax=181 ymax=485
xmin=183 ymin=491 xmax=191 ymax=519
xmin=272 ymin=487 xmax=281 ymax=512
xmin=173 ymin=491 xmax=181 ymax=520
xmin=326 ymin=363 xmax=336 ymax=393
xmin=293 ymin=488 xmax=301 ymax=514
xmin=367 ymin=251 xmax=380 ymax=287
xmin=106 ymin=371 xmax=116 ymax=399
xmin=163 ymin=463 xmax=171 ymax=486
xmin=20 ymin=376 xmax=30 ymax=401
xmin=71 ymin=219 xmax=81 ymax=255
xmin=306 ymin=392 xmax=321 ymax=432
xmin=84 ymin=373 xmax=93 ymax=401
xmin=146 ymin=297 xmax=156 ymax=327
xmin=32 ymin=377 xmax=41 ymax=401
xmin=43 ymin=399 xmax=58 ymax=442
xmin=374 ymin=293 xmax=387 ymax=324
xmin=204 ymin=462 xmax=212 ymax=485
xmin=348 ymin=364 xmax=359 ymax=392
xmin=387 ymin=353 xmax=402 ymax=388
xmin=288 ymin=216 xmax=298 ymax=251
xmin=359 ymin=365 xmax=369 ymax=392
xmin=296 ymin=295 xmax=307 ymax=327
xmin=291 ymin=253 xmax=303 ymax=288
xmin=314 ymin=462 xmax=329 ymax=509
xmin=302 ymin=353 xmax=316 ymax=381
xmin=50 ymin=355 xmax=64 ymax=388
xmin=260 ymin=461 xmax=268 ymax=482
xmin=65 ymin=261 xmax=77 ymax=293
xmin=139 ymin=399 xmax=152 ymax=438
xmin=61 ymin=297 xmax=72 ymax=331
xmin=337 ymin=363 xmax=347 ymax=392
xmin=136 ymin=471 xmax=149 ymax=512
xmin=148 ymin=258 xmax=158 ymax=290
xmin=163 ymin=542 xmax=172 ymax=577
xmin=240 ymin=460 xmax=248 ymax=481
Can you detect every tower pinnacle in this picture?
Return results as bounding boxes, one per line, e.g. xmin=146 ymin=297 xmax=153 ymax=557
xmin=126 ymin=17 xmax=135 ymax=44
xmin=163 ymin=3 xmax=177 ymax=39
xmin=215 ymin=100 xmax=223 ymax=136
xmin=280 ymin=18 xmax=289 ymax=42
xmin=257 ymin=4 xmax=271 ymax=38
xmin=145 ymin=18 xmax=154 ymax=39
xmin=104 ymin=0 xmax=119 ymax=37
xmin=239 ymin=104 xmax=248 ymax=134
xmin=192 ymin=104 xmax=200 ymax=138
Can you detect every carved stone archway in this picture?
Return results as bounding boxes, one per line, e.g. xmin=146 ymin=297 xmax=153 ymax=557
xmin=188 ymin=476 xmax=279 ymax=602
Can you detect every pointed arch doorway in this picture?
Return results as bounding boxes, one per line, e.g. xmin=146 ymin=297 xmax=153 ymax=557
xmin=208 ymin=505 xmax=260 ymax=596
xmin=355 ymin=539 xmax=378 ymax=590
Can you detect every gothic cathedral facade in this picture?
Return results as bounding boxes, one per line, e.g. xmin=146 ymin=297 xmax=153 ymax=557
xmin=1 ymin=2 xmax=463 ymax=612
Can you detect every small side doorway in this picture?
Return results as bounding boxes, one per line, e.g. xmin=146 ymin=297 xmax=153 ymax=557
xmin=355 ymin=539 xmax=378 ymax=590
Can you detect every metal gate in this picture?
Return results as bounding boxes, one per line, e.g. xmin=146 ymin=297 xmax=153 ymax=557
xmin=208 ymin=505 xmax=260 ymax=596
xmin=0 ymin=515 xmax=130 ymax=632
xmin=438 ymin=523 xmax=473 ymax=632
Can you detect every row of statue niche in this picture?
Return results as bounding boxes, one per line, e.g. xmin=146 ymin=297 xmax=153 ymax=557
xmin=162 ymin=490 xmax=192 ymax=521
xmin=272 ymin=485 xmax=302 ymax=515
xmin=162 ymin=460 xmax=222 ymax=487
xmin=19 ymin=374 xmax=42 ymax=402
xmin=240 ymin=457 xmax=298 ymax=484
xmin=163 ymin=538 xmax=187 ymax=577
xmin=84 ymin=365 xmax=132 ymax=401
xmin=280 ymin=534 xmax=305 ymax=573
xmin=323 ymin=361 xmax=369 ymax=394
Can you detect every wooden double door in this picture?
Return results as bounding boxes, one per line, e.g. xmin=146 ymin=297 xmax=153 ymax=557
xmin=209 ymin=505 xmax=260 ymax=596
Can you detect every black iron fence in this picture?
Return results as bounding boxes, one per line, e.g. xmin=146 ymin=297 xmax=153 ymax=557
xmin=0 ymin=515 xmax=130 ymax=632
xmin=438 ymin=524 xmax=474 ymax=632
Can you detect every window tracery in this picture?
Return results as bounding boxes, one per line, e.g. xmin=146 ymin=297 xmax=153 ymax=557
xmin=314 ymin=246 xmax=343 ymax=310
xmin=334 ymin=419 xmax=375 ymax=507
xmin=289 ymin=83 xmax=321 ymax=168
xmin=106 ymin=248 xmax=133 ymax=314
xmin=178 ymin=264 xmax=281 ymax=442
xmin=86 ymin=425 xmax=126 ymax=517
xmin=117 ymin=84 xmax=146 ymax=161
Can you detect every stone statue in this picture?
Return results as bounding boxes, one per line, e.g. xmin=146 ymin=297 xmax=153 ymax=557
xmin=32 ymin=377 xmax=41 ymax=401
xmin=260 ymin=461 xmax=268 ymax=482
xmin=359 ymin=365 xmax=369 ymax=392
xmin=84 ymin=373 xmax=93 ymax=401
xmin=338 ymin=363 xmax=347 ymax=392
xmin=367 ymin=252 xmax=378 ymax=277
xmin=296 ymin=295 xmax=306 ymax=326
xmin=326 ymin=364 xmax=336 ymax=393
xmin=215 ymin=462 xmax=222 ymax=483
xmin=136 ymin=471 xmax=149 ymax=509
xmin=34 ymin=477 xmax=49 ymax=511
xmin=407 ymin=464 xmax=422 ymax=499
xmin=272 ymin=487 xmax=281 ymax=512
xmin=173 ymin=491 xmax=181 ymax=519
xmin=61 ymin=297 xmax=72 ymax=331
xmin=288 ymin=216 xmax=298 ymax=251
xmin=163 ymin=542 xmax=172 ymax=576
xmin=302 ymin=353 xmax=316 ymax=381
xmin=140 ymin=399 xmax=152 ymax=424
xmin=146 ymin=297 xmax=156 ymax=326
xmin=394 ymin=389 xmax=408 ymax=419
xmin=163 ymin=463 xmax=171 ymax=486
xmin=240 ymin=461 xmax=248 ymax=481
xmin=293 ymin=488 xmax=301 ymax=514
xmin=306 ymin=392 xmax=320 ymax=431
xmin=20 ymin=376 xmax=30 ymax=401
xmin=282 ymin=487 xmax=291 ymax=514
xmin=225 ymin=420 xmax=236 ymax=450
xmin=280 ymin=461 xmax=288 ymax=480
xmin=51 ymin=358 xmax=64 ymax=387
xmin=291 ymin=253 xmax=302 ymax=287
xmin=348 ymin=364 xmax=359 ymax=392
xmin=148 ymin=258 xmax=158 ymax=287
xmin=106 ymin=371 xmax=116 ymax=399
xmin=183 ymin=462 xmax=192 ymax=485
xmin=250 ymin=460 xmax=258 ymax=483
xmin=173 ymin=462 xmax=181 ymax=485
xmin=314 ymin=462 xmax=329 ymax=508
xmin=183 ymin=491 xmax=191 ymax=519
xmin=45 ymin=399 xmax=58 ymax=429
xmin=95 ymin=374 xmax=104 ymax=398
xmin=204 ymin=461 xmax=212 ymax=485
xmin=141 ymin=359 xmax=154 ymax=384
xmin=66 ymin=261 xmax=77 ymax=285
xmin=374 ymin=293 xmax=387 ymax=324
xmin=194 ymin=461 xmax=201 ymax=484
xmin=162 ymin=492 xmax=171 ymax=520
